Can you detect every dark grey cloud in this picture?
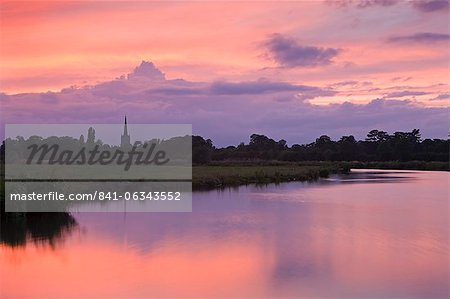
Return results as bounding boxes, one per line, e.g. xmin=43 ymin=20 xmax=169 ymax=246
xmin=412 ymin=0 xmax=449 ymax=12
xmin=385 ymin=91 xmax=430 ymax=98
xmin=264 ymin=34 xmax=340 ymax=68
xmin=387 ymin=32 xmax=450 ymax=44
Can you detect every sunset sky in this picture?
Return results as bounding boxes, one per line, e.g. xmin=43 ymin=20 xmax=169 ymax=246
xmin=0 ymin=1 xmax=449 ymax=145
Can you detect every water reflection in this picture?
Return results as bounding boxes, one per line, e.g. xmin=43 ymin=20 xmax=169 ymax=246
xmin=324 ymin=170 xmax=416 ymax=184
xmin=0 ymin=213 xmax=77 ymax=248
xmin=0 ymin=170 xmax=448 ymax=298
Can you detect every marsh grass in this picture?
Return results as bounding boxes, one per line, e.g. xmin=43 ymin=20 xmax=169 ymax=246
xmin=192 ymin=162 xmax=347 ymax=190
xmin=192 ymin=160 xmax=448 ymax=190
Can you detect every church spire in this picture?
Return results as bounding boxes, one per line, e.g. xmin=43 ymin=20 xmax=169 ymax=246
xmin=121 ymin=115 xmax=131 ymax=148
xmin=124 ymin=115 xmax=128 ymax=136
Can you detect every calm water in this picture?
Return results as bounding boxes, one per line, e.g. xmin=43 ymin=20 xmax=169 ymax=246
xmin=1 ymin=170 xmax=449 ymax=298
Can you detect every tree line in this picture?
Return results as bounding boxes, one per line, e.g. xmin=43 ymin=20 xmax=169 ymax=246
xmin=193 ymin=129 xmax=449 ymax=164
xmin=1 ymin=129 xmax=448 ymax=165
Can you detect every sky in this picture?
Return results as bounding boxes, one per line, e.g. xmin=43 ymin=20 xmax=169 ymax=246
xmin=0 ymin=1 xmax=449 ymax=146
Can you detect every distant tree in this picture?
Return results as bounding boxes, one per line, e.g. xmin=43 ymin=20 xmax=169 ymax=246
xmin=192 ymin=135 xmax=214 ymax=164
xmin=315 ymin=135 xmax=332 ymax=147
xmin=377 ymin=141 xmax=394 ymax=160
xmin=338 ymin=135 xmax=357 ymax=160
xmin=278 ymin=139 xmax=287 ymax=150
xmin=366 ymin=130 xmax=389 ymax=142
xmin=249 ymin=134 xmax=276 ymax=151
xmin=390 ymin=129 xmax=422 ymax=161
xmin=410 ymin=129 xmax=421 ymax=143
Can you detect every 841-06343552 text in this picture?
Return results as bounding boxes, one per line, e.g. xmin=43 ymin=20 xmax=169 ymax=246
xmin=9 ymin=191 xmax=183 ymax=201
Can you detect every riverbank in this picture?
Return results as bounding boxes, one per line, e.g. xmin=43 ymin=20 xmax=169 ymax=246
xmin=192 ymin=160 xmax=448 ymax=190
xmin=192 ymin=162 xmax=348 ymax=190
xmin=0 ymin=161 xmax=447 ymax=202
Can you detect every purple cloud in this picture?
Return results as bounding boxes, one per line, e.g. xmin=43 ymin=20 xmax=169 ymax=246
xmin=384 ymin=91 xmax=430 ymax=98
xmin=327 ymin=0 xmax=399 ymax=8
xmin=387 ymin=32 xmax=450 ymax=44
xmin=210 ymin=79 xmax=334 ymax=99
xmin=264 ymin=34 xmax=341 ymax=68
xmin=329 ymin=81 xmax=373 ymax=88
xmin=0 ymin=93 xmax=10 ymax=102
xmin=127 ymin=61 xmax=166 ymax=80
xmin=40 ymin=92 xmax=60 ymax=104
xmin=355 ymin=0 xmax=398 ymax=8
xmin=1 ymin=62 xmax=448 ymax=146
xmin=431 ymin=93 xmax=450 ymax=101
xmin=412 ymin=0 xmax=449 ymax=12
xmin=329 ymin=0 xmax=449 ymax=12
xmin=392 ymin=76 xmax=413 ymax=82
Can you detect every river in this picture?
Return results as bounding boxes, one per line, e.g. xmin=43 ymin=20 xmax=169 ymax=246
xmin=1 ymin=169 xmax=448 ymax=298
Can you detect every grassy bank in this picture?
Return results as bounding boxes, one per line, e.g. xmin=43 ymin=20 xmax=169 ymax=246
xmin=192 ymin=160 xmax=448 ymax=190
xmin=192 ymin=162 xmax=348 ymax=190
xmin=0 ymin=161 xmax=447 ymax=200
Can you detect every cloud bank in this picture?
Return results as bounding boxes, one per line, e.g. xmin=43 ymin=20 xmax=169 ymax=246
xmin=1 ymin=62 xmax=448 ymax=146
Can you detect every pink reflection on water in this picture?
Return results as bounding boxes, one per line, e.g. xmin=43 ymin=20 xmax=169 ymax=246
xmin=1 ymin=170 xmax=448 ymax=298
